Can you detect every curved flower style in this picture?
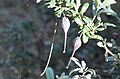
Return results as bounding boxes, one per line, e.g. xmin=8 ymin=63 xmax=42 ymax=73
xmin=69 ymin=57 xmax=96 ymax=79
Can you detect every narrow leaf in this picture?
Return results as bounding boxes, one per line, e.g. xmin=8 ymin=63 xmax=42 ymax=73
xmin=47 ymin=0 xmax=56 ymax=8
xmin=71 ymin=57 xmax=82 ymax=68
xmin=81 ymin=60 xmax=86 ymax=69
xmin=92 ymin=2 xmax=97 ymax=16
xmin=72 ymin=75 xmax=79 ymax=79
xmin=60 ymin=72 xmax=66 ymax=76
xmin=93 ymin=0 xmax=101 ymax=7
xmin=83 ymin=16 xmax=92 ymax=24
xmin=104 ymin=23 xmax=116 ymax=27
xmin=76 ymin=0 xmax=81 ymax=7
xmin=96 ymin=28 xmax=105 ymax=31
xmin=36 ymin=0 xmax=41 ymax=3
xmin=69 ymin=68 xmax=81 ymax=75
xmin=82 ymin=33 xmax=89 ymax=43
xmin=74 ymin=17 xmax=83 ymax=26
xmin=91 ymin=35 xmax=103 ymax=40
xmin=102 ymin=0 xmax=116 ymax=8
xmin=80 ymin=3 xmax=89 ymax=15
xmin=58 ymin=76 xmax=69 ymax=79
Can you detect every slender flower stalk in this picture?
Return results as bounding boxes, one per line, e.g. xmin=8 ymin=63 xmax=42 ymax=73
xmin=66 ymin=34 xmax=82 ymax=69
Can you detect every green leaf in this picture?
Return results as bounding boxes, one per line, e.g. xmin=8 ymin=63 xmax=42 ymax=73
xmin=98 ymin=6 xmax=117 ymax=16
xmin=47 ymin=0 xmax=56 ymax=8
xmin=60 ymin=72 xmax=66 ymax=76
xmin=94 ymin=20 xmax=103 ymax=26
xmin=82 ymin=33 xmax=89 ymax=43
xmin=76 ymin=0 xmax=81 ymax=7
xmin=74 ymin=17 xmax=84 ymax=26
xmin=101 ymin=0 xmax=116 ymax=8
xmin=93 ymin=0 xmax=101 ymax=7
xmin=86 ymin=31 xmax=91 ymax=37
xmin=82 ymin=26 xmax=89 ymax=34
xmin=45 ymin=67 xmax=54 ymax=79
xmin=91 ymin=35 xmax=103 ymax=40
xmin=107 ymin=56 xmax=116 ymax=62
xmin=96 ymin=28 xmax=105 ymax=31
xmin=54 ymin=7 xmax=60 ymax=11
xmin=58 ymin=76 xmax=69 ymax=79
xmin=104 ymin=23 xmax=116 ymax=27
xmin=55 ymin=8 xmax=64 ymax=17
xmin=80 ymin=3 xmax=89 ymax=15
xmin=70 ymin=9 xmax=77 ymax=16
xmin=69 ymin=68 xmax=81 ymax=75
xmin=66 ymin=0 xmax=71 ymax=6
xmin=83 ymin=16 xmax=92 ymax=24
xmin=117 ymin=53 xmax=120 ymax=59
xmin=92 ymin=2 xmax=97 ymax=16
xmin=105 ymin=7 xmax=117 ymax=16
xmin=71 ymin=57 xmax=81 ymax=68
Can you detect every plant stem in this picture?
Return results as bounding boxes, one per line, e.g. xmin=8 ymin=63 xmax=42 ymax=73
xmin=66 ymin=50 xmax=76 ymax=69
xmin=63 ymin=32 xmax=67 ymax=53
xmin=104 ymin=46 xmax=120 ymax=64
xmin=66 ymin=34 xmax=82 ymax=69
xmin=40 ymin=23 xmax=57 ymax=76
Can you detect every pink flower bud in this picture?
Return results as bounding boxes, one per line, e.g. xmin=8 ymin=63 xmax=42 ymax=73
xmin=66 ymin=36 xmax=82 ymax=69
xmin=62 ymin=16 xmax=70 ymax=53
xmin=73 ymin=37 xmax=82 ymax=51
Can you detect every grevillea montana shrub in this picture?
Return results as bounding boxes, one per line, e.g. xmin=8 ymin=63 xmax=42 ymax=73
xmin=35 ymin=0 xmax=120 ymax=78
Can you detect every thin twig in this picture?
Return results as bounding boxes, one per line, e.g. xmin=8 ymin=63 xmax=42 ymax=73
xmin=26 ymin=0 xmax=32 ymax=6
xmin=66 ymin=50 xmax=75 ymax=69
xmin=104 ymin=46 xmax=120 ymax=64
xmin=66 ymin=33 xmax=82 ymax=69
xmin=40 ymin=20 xmax=57 ymax=76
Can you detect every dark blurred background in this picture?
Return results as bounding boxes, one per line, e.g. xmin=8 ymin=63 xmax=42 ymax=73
xmin=0 ymin=0 xmax=120 ymax=79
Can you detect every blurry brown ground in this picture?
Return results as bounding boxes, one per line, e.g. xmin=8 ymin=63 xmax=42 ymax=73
xmin=0 ymin=0 xmax=120 ymax=79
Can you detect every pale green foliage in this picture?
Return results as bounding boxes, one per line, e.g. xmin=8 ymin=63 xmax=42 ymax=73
xmin=45 ymin=67 xmax=55 ymax=79
xmin=70 ymin=57 xmax=96 ymax=79
xmin=45 ymin=58 xmax=96 ymax=79
xmin=80 ymin=3 xmax=89 ymax=15
xmin=45 ymin=0 xmax=118 ymax=45
xmin=42 ymin=0 xmax=120 ymax=78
